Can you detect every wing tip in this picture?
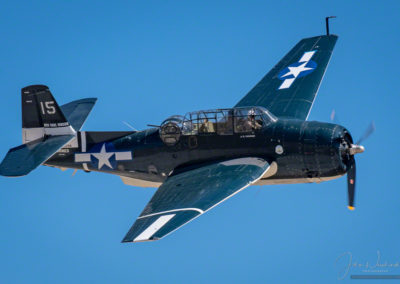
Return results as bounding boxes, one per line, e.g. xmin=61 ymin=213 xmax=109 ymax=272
xmin=302 ymin=34 xmax=338 ymax=41
xmin=121 ymin=237 xmax=160 ymax=243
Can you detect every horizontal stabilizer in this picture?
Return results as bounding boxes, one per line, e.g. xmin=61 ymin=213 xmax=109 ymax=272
xmin=0 ymin=135 xmax=74 ymax=177
xmin=60 ymin=98 xmax=97 ymax=131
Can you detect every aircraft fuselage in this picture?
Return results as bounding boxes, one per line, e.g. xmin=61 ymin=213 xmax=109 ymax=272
xmin=45 ymin=119 xmax=351 ymax=187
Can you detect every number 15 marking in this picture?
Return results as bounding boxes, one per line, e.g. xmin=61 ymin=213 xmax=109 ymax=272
xmin=40 ymin=101 xmax=56 ymax=115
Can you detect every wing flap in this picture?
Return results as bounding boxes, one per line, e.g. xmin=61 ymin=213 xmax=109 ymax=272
xmin=122 ymin=157 xmax=270 ymax=242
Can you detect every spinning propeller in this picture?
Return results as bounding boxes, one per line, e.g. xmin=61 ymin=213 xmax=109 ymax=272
xmin=340 ymin=121 xmax=375 ymax=210
xmin=331 ymin=110 xmax=375 ymax=210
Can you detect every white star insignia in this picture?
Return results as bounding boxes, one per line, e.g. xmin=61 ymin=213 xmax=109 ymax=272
xmin=281 ymin=61 xmax=313 ymax=79
xmin=74 ymin=143 xmax=133 ymax=170
xmin=92 ymin=144 xmax=114 ymax=169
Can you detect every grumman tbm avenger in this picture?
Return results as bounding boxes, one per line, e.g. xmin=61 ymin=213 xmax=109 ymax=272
xmin=0 ymin=21 xmax=371 ymax=242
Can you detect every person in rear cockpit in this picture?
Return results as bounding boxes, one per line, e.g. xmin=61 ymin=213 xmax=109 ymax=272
xmin=199 ymin=118 xmax=215 ymax=133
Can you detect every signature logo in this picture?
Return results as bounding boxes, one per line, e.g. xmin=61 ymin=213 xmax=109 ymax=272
xmin=335 ymin=251 xmax=400 ymax=280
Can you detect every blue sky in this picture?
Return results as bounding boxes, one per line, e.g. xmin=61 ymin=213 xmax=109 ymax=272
xmin=0 ymin=1 xmax=399 ymax=283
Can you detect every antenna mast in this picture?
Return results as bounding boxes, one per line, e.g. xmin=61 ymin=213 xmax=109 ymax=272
xmin=325 ymin=16 xmax=337 ymax=36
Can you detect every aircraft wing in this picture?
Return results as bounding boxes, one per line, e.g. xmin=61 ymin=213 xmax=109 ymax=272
xmin=122 ymin=157 xmax=271 ymax=242
xmin=235 ymin=35 xmax=338 ymax=120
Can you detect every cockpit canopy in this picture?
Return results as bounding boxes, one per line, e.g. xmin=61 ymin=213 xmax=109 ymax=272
xmin=159 ymin=107 xmax=277 ymax=145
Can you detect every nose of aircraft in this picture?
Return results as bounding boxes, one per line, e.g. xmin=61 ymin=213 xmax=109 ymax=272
xmin=335 ymin=127 xmax=365 ymax=160
xmin=349 ymin=144 xmax=365 ymax=155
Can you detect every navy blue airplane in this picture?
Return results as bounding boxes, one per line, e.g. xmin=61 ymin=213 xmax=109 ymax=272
xmin=0 ymin=23 xmax=370 ymax=242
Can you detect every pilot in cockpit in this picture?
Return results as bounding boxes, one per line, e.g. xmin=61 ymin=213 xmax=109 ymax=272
xmin=249 ymin=113 xmax=263 ymax=130
xmin=241 ymin=110 xmax=263 ymax=131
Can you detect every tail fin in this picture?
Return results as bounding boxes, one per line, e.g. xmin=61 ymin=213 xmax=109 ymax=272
xmin=0 ymin=85 xmax=77 ymax=177
xmin=21 ymin=85 xmax=75 ymax=143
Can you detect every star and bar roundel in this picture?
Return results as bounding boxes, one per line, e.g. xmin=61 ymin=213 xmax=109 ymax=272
xmin=277 ymin=50 xmax=317 ymax=90
xmin=75 ymin=142 xmax=132 ymax=170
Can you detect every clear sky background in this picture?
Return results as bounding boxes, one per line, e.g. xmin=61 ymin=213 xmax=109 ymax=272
xmin=0 ymin=1 xmax=399 ymax=283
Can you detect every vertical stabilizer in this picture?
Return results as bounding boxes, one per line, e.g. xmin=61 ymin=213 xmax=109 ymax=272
xmin=21 ymin=85 xmax=75 ymax=143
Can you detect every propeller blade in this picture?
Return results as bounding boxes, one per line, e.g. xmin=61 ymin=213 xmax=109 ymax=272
xmin=122 ymin=121 xmax=138 ymax=131
xmin=356 ymin=121 xmax=375 ymax=145
xmin=329 ymin=109 xmax=341 ymax=124
xmin=330 ymin=109 xmax=336 ymax=121
xmin=347 ymin=157 xmax=356 ymax=210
